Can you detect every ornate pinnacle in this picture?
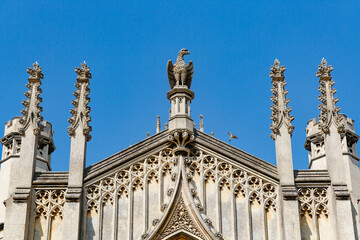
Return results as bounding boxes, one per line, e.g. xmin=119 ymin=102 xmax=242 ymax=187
xmin=199 ymin=115 xmax=204 ymax=132
xmin=316 ymin=58 xmax=333 ymax=80
xmin=269 ymin=59 xmax=294 ymax=140
xmin=269 ymin=59 xmax=285 ymax=80
xmin=317 ymin=59 xmax=343 ymax=133
xmin=27 ymin=62 xmax=44 ymax=82
xmin=19 ymin=62 xmax=44 ymax=135
xmin=75 ymin=61 xmax=92 ymax=81
xmin=68 ymin=62 xmax=92 ymax=141
xmin=156 ymin=115 xmax=161 ymax=133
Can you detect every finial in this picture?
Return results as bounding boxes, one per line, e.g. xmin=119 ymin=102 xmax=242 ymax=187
xmin=167 ymin=49 xmax=193 ymax=89
xmin=317 ymin=59 xmax=343 ymax=133
xmin=156 ymin=115 xmax=161 ymax=133
xmin=68 ymin=63 xmax=92 ymax=141
xmin=27 ymin=61 xmax=44 ymax=82
xmin=146 ymin=132 xmax=150 ymax=138
xmin=269 ymin=59 xmax=294 ymax=140
xmin=75 ymin=61 xmax=92 ymax=82
xmin=199 ymin=115 xmax=204 ymax=132
xmin=316 ymin=58 xmax=333 ymax=80
xmin=269 ymin=59 xmax=285 ymax=80
xmin=164 ymin=122 xmax=168 ymax=130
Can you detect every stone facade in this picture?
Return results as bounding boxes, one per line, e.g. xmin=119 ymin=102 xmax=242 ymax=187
xmin=0 ymin=51 xmax=359 ymax=239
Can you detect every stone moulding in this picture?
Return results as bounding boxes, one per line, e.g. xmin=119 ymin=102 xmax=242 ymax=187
xmin=269 ymin=59 xmax=294 ymax=140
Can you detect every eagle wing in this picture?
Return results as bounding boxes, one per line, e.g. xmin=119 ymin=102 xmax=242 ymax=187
xmin=186 ymin=61 xmax=194 ymax=89
xmin=167 ymin=60 xmax=176 ymax=89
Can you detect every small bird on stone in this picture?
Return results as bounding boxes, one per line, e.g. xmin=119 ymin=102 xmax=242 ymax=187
xmin=228 ymin=132 xmax=238 ymax=142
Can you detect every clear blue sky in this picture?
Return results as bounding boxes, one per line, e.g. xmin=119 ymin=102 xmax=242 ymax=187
xmin=1 ymin=1 xmax=360 ymax=171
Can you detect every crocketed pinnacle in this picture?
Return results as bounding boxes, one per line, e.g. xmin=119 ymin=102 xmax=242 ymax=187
xmin=19 ymin=62 xmax=44 ymax=135
xmin=269 ymin=59 xmax=294 ymax=140
xmin=68 ymin=62 xmax=93 ymax=141
xmin=317 ymin=58 xmax=344 ymax=133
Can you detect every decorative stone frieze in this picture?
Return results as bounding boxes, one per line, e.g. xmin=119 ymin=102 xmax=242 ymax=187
xmin=19 ymin=62 xmax=44 ymax=136
xmin=269 ymin=59 xmax=294 ymax=140
xmin=317 ymin=58 xmax=344 ymax=134
xmin=68 ymin=62 xmax=92 ymax=141
xmin=298 ymin=187 xmax=329 ymax=217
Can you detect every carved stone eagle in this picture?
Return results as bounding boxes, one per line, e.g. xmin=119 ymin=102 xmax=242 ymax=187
xmin=167 ymin=48 xmax=193 ymax=89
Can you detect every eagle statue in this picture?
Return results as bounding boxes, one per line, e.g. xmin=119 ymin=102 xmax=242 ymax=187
xmin=167 ymin=48 xmax=194 ymax=89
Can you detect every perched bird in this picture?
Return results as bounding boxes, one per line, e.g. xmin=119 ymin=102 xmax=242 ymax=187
xmin=228 ymin=132 xmax=238 ymax=142
xmin=167 ymin=48 xmax=193 ymax=89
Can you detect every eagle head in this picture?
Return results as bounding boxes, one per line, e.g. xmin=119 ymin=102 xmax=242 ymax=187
xmin=178 ymin=48 xmax=190 ymax=57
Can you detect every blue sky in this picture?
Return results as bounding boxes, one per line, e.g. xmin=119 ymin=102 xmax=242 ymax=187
xmin=1 ymin=1 xmax=360 ymax=171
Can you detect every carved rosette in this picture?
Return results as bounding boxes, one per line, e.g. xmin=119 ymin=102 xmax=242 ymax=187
xmin=168 ymin=129 xmax=195 ymax=155
xmin=19 ymin=62 xmax=44 ymax=136
xmin=269 ymin=59 xmax=294 ymax=140
xmin=317 ymin=58 xmax=344 ymax=134
xmin=68 ymin=62 xmax=92 ymax=141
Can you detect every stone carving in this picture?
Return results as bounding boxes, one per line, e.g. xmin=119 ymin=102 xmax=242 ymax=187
xmin=187 ymin=149 xmax=278 ymax=209
xmin=317 ymin=58 xmax=344 ymax=133
xmin=168 ymin=129 xmax=195 ymax=154
xmin=167 ymin=48 xmax=194 ymax=89
xmin=35 ymin=189 xmax=66 ymax=219
xmin=19 ymin=62 xmax=44 ymax=135
xmin=68 ymin=62 xmax=92 ymax=141
xmin=159 ymin=196 xmax=205 ymax=240
xmin=269 ymin=59 xmax=294 ymax=140
xmin=298 ymin=188 xmax=329 ymax=217
xmin=86 ymin=148 xmax=177 ymax=211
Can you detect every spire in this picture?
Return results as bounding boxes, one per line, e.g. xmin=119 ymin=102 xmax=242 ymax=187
xmin=269 ymin=59 xmax=294 ymax=140
xmin=199 ymin=114 xmax=204 ymax=132
xmin=156 ymin=115 xmax=161 ymax=133
xmin=317 ymin=58 xmax=344 ymax=133
xmin=68 ymin=62 xmax=92 ymax=141
xmin=19 ymin=62 xmax=44 ymax=135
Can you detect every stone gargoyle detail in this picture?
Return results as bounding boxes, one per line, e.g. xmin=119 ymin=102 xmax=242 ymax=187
xmin=167 ymin=48 xmax=194 ymax=89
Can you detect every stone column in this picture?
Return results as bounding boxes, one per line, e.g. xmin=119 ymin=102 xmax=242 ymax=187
xmin=3 ymin=62 xmax=44 ymax=239
xmin=316 ymin=59 xmax=356 ymax=239
xmin=269 ymin=59 xmax=301 ymax=240
xmin=63 ymin=62 xmax=92 ymax=239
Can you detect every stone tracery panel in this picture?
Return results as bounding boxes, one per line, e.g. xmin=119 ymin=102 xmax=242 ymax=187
xmin=85 ymin=148 xmax=178 ymax=240
xmin=34 ymin=189 xmax=66 ymax=240
xmin=185 ymin=148 xmax=279 ymax=240
xmin=298 ymin=187 xmax=330 ymax=240
xmin=84 ymin=147 xmax=280 ymax=240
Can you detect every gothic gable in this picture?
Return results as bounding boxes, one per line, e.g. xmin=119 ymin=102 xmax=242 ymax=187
xmin=83 ymin=136 xmax=280 ymax=239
